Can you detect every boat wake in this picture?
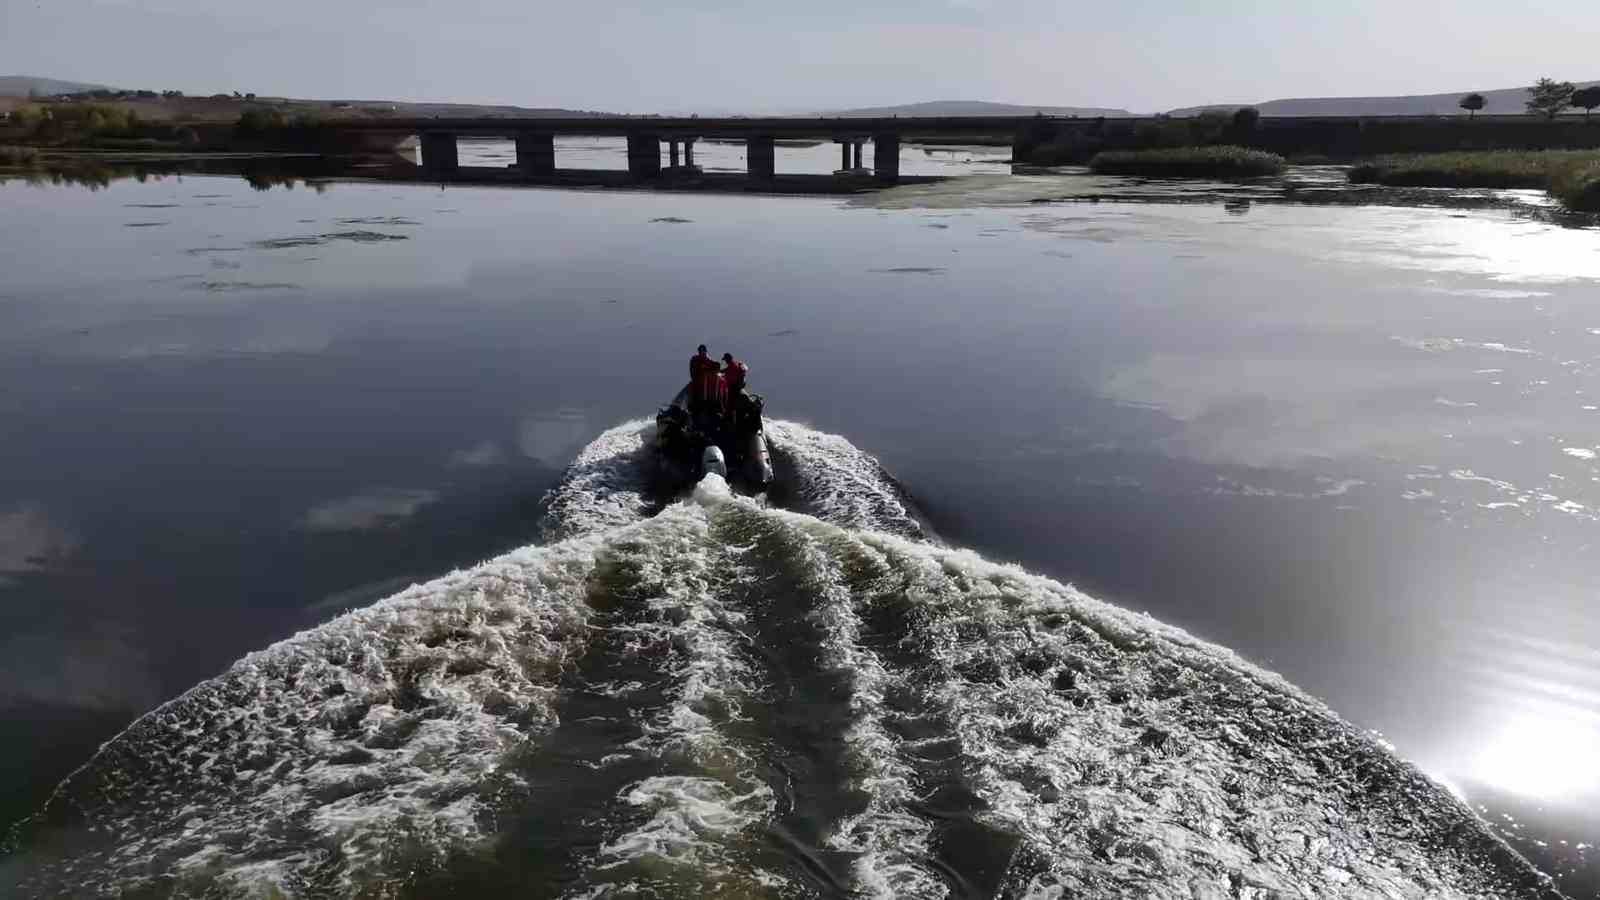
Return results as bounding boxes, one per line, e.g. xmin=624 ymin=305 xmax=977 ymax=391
xmin=3 ymin=421 xmax=1559 ymax=898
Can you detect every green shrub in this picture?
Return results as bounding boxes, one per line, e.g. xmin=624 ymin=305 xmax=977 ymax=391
xmin=1088 ymin=145 xmax=1286 ymax=178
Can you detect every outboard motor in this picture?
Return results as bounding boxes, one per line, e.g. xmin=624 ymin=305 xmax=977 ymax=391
xmin=746 ymin=432 xmax=774 ymax=486
xmin=701 ymin=445 xmax=728 ymax=479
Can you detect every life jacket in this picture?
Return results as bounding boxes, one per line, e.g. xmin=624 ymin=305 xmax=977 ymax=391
xmin=713 ymin=373 xmax=729 ymax=411
xmin=724 ymin=359 xmax=749 ymax=392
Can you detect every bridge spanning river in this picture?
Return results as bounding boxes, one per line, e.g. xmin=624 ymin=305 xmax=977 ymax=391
xmin=274 ymin=111 xmax=1600 ymax=192
xmin=324 ymin=115 xmax=1037 ymax=184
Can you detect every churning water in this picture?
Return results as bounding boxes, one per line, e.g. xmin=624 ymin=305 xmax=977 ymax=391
xmin=4 ymin=421 xmax=1559 ymax=898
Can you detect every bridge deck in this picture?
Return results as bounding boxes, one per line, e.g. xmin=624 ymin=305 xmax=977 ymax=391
xmin=325 ymin=116 xmax=1039 ymax=137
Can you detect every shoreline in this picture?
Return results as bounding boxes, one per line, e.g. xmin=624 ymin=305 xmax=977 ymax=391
xmin=3 ymin=152 xmax=1596 ymax=225
xmin=0 ymin=150 xmax=953 ymax=196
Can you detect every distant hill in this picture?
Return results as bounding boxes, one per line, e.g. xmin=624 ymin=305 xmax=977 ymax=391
xmin=0 ymin=79 xmax=619 ymax=121
xmin=0 ymin=74 xmax=616 ymax=117
xmin=1169 ymin=81 xmax=1600 ymax=117
xmin=0 ymin=75 xmax=116 ymax=97
xmin=821 ymin=100 xmax=1132 ymax=118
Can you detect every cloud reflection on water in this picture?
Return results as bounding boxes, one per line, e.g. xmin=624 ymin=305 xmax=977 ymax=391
xmin=0 ymin=504 xmax=78 ymax=587
xmin=300 ymin=488 xmax=440 ymax=532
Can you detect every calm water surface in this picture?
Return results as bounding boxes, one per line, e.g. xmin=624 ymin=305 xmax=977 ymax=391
xmin=1 ymin=167 xmax=1597 ymax=892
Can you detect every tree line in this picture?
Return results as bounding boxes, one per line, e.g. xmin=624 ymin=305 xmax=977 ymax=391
xmin=31 ymin=87 xmax=260 ymax=102
xmin=1459 ymin=80 xmax=1600 ymax=120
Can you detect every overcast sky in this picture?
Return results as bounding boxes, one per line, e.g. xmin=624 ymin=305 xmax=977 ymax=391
xmin=4 ymin=0 xmax=1596 ymax=113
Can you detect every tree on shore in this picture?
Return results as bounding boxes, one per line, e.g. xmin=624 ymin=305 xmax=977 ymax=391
xmin=1573 ymin=86 xmax=1600 ymax=122
xmin=1459 ymin=93 xmax=1486 ymax=119
xmin=1224 ymin=107 xmax=1260 ymax=144
xmin=1526 ymin=78 xmax=1576 ymax=119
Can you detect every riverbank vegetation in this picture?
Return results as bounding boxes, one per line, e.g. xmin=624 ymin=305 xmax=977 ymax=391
xmin=1348 ymin=150 xmax=1600 ymax=211
xmin=4 ymin=103 xmax=141 ymax=142
xmin=1549 ymin=160 xmax=1600 ymax=211
xmin=1016 ymin=77 xmax=1600 ymax=167
xmin=0 ymin=145 xmax=39 ymax=165
xmin=1 ymin=102 xmax=208 ymax=151
xmin=233 ymin=109 xmax=334 ymax=149
xmin=1348 ymin=150 xmax=1599 ymax=187
xmin=0 ymin=102 xmax=342 ymax=153
xmin=1088 ymin=146 xmax=1287 ymax=178
xmin=1018 ymin=108 xmax=1261 ymax=165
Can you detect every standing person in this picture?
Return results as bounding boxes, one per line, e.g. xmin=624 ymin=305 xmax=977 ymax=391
xmin=722 ymin=353 xmax=749 ymax=425
xmin=689 ymin=344 xmax=720 ymax=414
xmin=721 ymin=353 xmax=748 ymax=394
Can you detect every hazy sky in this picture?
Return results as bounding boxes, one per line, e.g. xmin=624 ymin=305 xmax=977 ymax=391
xmin=4 ymin=0 xmax=1596 ymax=112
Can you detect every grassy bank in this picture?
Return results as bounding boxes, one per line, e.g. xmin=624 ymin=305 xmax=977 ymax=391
xmin=1347 ymin=150 xmax=1600 ymax=211
xmin=1346 ymin=150 xmax=1600 ymax=188
xmin=1088 ymin=146 xmax=1287 ymax=178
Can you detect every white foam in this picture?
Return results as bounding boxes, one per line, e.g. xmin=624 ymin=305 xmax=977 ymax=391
xmin=562 ymin=501 xmax=782 ymax=897
xmin=14 ymin=535 xmax=605 ymax=896
xmin=822 ymin=526 xmax=1546 ymax=898
xmin=765 ymin=420 xmax=926 ymax=538
xmin=755 ymin=511 xmax=946 ymax=897
xmin=600 ymin=776 xmax=769 ymax=864
xmin=12 ymin=421 xmax=1558 ymax=899
xmin=539 ymin=418 xmax=656 ymax=539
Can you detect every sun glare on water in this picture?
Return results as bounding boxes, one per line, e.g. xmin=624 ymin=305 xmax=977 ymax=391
xmin=1468 ymin=711 xmax=1600 ymax=801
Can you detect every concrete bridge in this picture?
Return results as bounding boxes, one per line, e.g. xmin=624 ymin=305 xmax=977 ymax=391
xmin=323 ymin=116 xmax=1037 ymax=184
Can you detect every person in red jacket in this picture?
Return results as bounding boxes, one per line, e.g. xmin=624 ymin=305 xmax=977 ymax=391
xmin=721 ymin=353 xmax=748 ymax=394
xmin=689 ymin=344 xmax=721 ymax=414
xmin=721 ymin=353 xmax=751 ymax=425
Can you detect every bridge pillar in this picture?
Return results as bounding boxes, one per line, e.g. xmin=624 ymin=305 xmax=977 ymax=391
xmin=420 ymin=132 xmax=459 ymax=173
xmin=627 ymin=134 xmax=661 ymax=178
xmin=669 ymin=140 xmax=680 ymax=169
xmin=684 ymin=138 xmax=696 ymax=169
xmin=840 ymin=141 xmax=851 ymax=171
xmin=873 ymin=134 xmax=900 ymax=183
xmin=747 ymin=136 xmax=775 ymax=179
xmin=515 ymin=131 xmax=555 ymax=173
xmin=854 ymin=141 xmax=866 ymax=170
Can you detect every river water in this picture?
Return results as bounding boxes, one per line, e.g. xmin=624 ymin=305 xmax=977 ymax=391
xmin=0 ymin=147 xmax=1597 ymax=897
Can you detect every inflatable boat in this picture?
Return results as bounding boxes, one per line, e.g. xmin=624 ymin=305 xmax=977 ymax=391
xmin=655 ymin=383 xmax=774 ymax=491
